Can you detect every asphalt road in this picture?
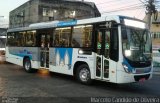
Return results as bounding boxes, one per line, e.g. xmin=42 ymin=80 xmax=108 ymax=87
xmin=0 ymin=63 xmax=160 ymax=103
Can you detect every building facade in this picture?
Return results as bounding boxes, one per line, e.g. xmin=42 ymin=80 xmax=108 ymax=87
xmin=144 ymin=12 xmax=160 ymax=46
xmin=9 ymin=0 xmax=100 ymax=28
xmin=144 ymin=12 xmax=160 ymax=67
xmin=151 ymin=12 xmax=160 ymax=47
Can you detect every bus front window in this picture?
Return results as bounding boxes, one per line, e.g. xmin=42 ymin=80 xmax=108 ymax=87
xmin=122 ymin=26 xmax=152 ymax=67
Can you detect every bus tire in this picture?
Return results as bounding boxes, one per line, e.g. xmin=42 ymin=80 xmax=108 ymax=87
xmin=76 ymin=64 xmax=92 ymax=85
xmin=23 ymin=58 xmax=35 ymax=73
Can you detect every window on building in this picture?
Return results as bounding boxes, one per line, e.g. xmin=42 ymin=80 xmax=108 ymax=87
xmin=43 ymin=8 xmax=57 ymax=17
xmin=153 ymin=32 xmax=160 ymax=39
xmin=43 ymin=8 xmax=49 ymax=16
xmin=157 ymin=32 xmax=160 ymax=38
xmin=72 ymin=25 xmax=93 ymax=47
xmin=65 ymin=10 xmax=76 ymax=18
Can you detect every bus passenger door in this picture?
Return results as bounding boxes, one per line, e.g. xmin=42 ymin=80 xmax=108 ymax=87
xmin=96 ymin=29 xmax=110 ymax=80
xmin=40 ymin=34 xmax=50 ymax=68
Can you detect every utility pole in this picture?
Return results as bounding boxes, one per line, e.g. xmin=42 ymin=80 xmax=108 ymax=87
xmin=146 ymin=0 xmax=157 ymax=30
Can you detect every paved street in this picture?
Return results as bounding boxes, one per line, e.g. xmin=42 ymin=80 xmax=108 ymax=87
xmin=0 ymin=63 xmax=160 ymax=103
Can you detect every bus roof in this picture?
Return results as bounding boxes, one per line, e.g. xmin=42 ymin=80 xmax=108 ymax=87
xmin=7 ymin=15 xmax=142 ymax=32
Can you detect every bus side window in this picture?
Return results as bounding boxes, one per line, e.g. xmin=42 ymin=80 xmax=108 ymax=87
xmin=122 ymin=28 xmax=129 ymax=50
xmin=26 ymin=34 xmax=33 ymax=46
xmin=53 ymin=27 xmax=71 ymax=47
xmin=19 ymin=31 xmax=27 ymax=46
xmin=25 ymin=31 xmax=36 ymax=47
xmin=7 ymin=32 xmax=18 ymax=46
xmin=72 ymin=38 xmax=80 ymax=47
xmin=53 ymin=30 xmax=60 ymax=47
xmin=72 ymin=25 xmax=92 ymax=48
xmin=110 ymin=27 xmax=119 ymax=62
xmin=97 ymin=31 xmax=102 ymax=55
xmin=104 ymin=31 xmax=110 ymax=58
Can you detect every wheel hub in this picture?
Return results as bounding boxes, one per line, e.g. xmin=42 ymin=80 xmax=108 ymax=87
xmin=80 ymin=68 xmax=89 ymax=82
xmin=25 ymin=61 xmax=30 ymax=70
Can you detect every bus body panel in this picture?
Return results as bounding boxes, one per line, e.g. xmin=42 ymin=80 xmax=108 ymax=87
xmin=6 ymin=15 xmax=153 ymax=84
xmin=49 ymin=48 xmax=95 ymax=77
xmin=116 ymin=61 xmax=153 ymax=83
xmin=117 ymin=71 xmax=152 ymax=83
xmin=71 ymin=49 xmax=95 ymax=79
xmin=6 ymin=47 xmax=40 ymax=68
xmin=6 ymin=47 xmax=23 ymax=66
xmin=108 ymin=60 xmax=117 ymax=83
xmin=49 ymin=48 xmax=73 ymax=75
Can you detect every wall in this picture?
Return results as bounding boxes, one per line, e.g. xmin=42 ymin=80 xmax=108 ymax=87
xmin=9 ymin=0 xmax=100 ymax=29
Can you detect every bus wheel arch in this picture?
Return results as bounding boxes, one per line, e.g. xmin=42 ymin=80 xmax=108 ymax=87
xmin=73 ymin=61 xmax=92 ymax=84
xmin=23 ymin=56 xmax=36 ymax=73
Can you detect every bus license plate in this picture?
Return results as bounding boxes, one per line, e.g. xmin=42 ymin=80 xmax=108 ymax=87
xmin=139 ymin=78 xmax=146 ymax=82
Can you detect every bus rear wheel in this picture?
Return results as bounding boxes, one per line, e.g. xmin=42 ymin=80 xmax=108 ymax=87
xmin=23 ymin=58 xmax=35 ymax=73
xmin=76 ymin=64 xmax=92 ymax=85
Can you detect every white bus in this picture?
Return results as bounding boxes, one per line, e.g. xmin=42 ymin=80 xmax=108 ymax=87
xmin=6 ymin=15 xmax=152 ymax=84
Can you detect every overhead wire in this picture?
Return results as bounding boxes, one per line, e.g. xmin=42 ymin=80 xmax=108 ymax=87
xmin=100 ymin=4 xmax=144 ymax=14
xmin=95 ymin=0 xmax=124 ymax=5
xmin=101 ymin=7 xmax=144 ymax=14
xmin=139 ymin=0 xmax=148 ymax=5
xmin=137 ymin=9 xmax=146 ymax=17
xmin=94 ymin=0 xmax=147 ymax=19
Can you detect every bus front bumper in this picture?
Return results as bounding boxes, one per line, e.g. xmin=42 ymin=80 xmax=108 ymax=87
xmin=116 ymin=71 xmax=152 ymax=83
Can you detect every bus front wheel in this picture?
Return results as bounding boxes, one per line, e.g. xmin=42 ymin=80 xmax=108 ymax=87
xmin=76 ymin=64 xmax=92 ymax=85
xmin=23 ymin=58 xmax=35 ymax=73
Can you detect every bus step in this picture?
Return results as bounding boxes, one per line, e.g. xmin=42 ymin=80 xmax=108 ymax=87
xmin=38 ymin=68 xmax=50 ymax=76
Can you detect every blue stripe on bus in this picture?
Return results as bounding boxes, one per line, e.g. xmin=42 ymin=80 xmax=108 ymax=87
xmin=122 ymin=58 xmax=135 ymax=73
xmin=13 ymin=53 xmax=32 ymax=60
xmin=57 ymin=20 xmax=77 ymax=27
xmin=11 ymin=49 xmax=33 ymax=60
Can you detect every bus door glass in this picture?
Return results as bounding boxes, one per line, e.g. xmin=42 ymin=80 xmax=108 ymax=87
xmin=40 ymin=32 xmax=51 ymax=68
xmin=96 ymin=29 xmax=110 ymax=80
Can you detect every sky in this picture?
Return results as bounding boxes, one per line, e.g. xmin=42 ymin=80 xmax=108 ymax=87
xmin=0 ymin=0 xmax=154 ymax=28
xmin=0 ymin=0 xmax=29 ymax=27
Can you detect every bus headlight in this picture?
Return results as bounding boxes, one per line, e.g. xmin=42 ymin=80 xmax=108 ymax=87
xmin=125 ymin=50 xmax=131 ymax=57
xmin=78 ymin=49 xmax=92 ymax=55
xmin=78 ymin=50 xmax=84 ymax=54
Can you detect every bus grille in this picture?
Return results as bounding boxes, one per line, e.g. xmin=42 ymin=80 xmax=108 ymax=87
xmin=134 ymin=74 xmax=150 ymax=82
xmin=136 ymin=67 xmax=151 ymax=74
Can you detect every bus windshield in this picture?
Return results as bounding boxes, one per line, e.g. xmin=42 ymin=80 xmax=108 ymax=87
xmin=122 ymin=26 xmax=152 ymax=67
